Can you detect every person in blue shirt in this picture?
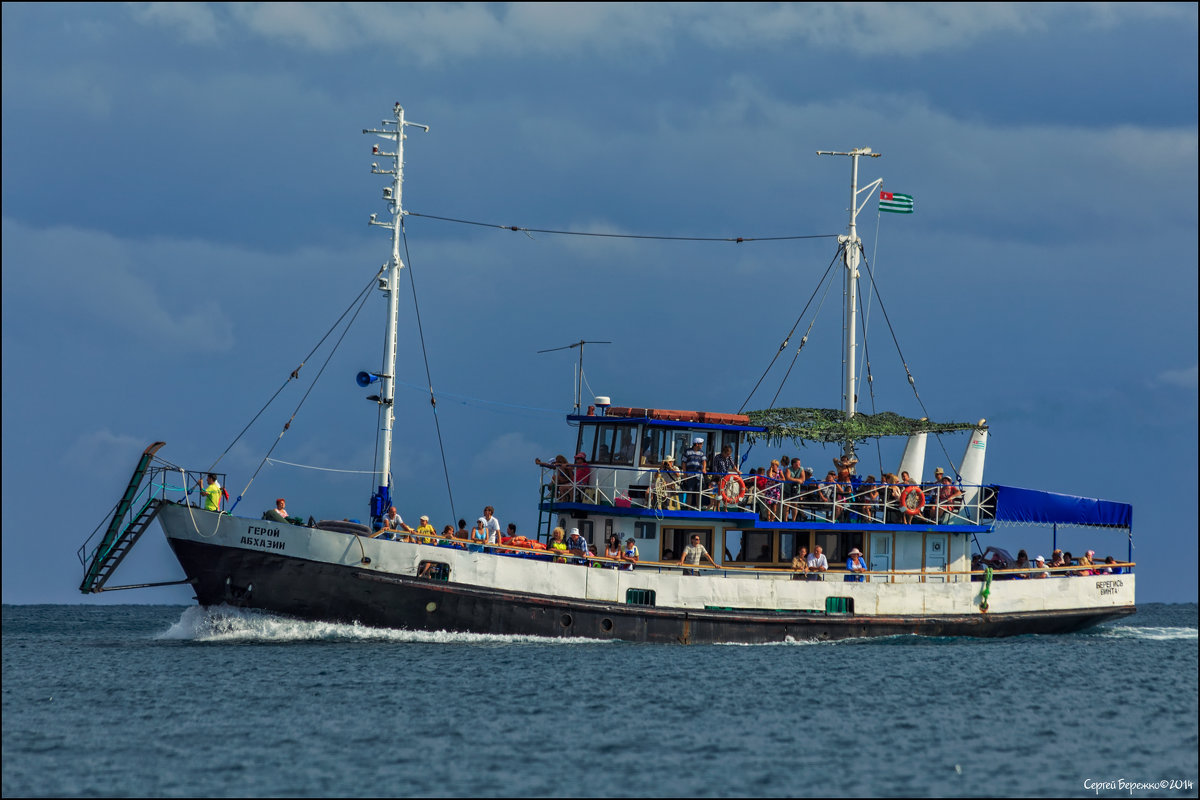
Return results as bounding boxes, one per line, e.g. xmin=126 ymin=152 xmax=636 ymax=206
xmin=845 ymin=547 xmax=867 ymax=582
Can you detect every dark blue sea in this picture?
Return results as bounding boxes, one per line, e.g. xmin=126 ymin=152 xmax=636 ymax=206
xmin=3 ymin=604 xmax=1196 ymax=798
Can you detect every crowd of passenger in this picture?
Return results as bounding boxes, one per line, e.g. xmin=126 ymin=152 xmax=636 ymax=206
xmin=972 ymin=546 xmax=1126 ymax=579
xmin=538 ymin=443 xmax=972 ymax=525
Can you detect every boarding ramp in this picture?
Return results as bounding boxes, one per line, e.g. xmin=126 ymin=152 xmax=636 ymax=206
xmin=78 ymin=442 xmax=167 ymax=593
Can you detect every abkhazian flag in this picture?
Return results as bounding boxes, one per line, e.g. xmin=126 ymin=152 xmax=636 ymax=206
xmin=879 ymin=191 xmax=914 ymax=214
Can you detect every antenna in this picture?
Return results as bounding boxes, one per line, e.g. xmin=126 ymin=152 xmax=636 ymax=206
xmin=537 ymin=339 xmax=612 ymax=413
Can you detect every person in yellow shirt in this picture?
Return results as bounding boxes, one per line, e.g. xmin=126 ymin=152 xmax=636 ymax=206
xmin=202 ymin=474 xmax=222 ymax=512
xmin=415 ymin=515 xmax=436 ymax=544
xmin=548 ymin=526 xmax=568 ymax=563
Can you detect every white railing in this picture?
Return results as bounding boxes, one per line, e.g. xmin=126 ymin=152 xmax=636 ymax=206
xmin=540 ymin=464 xmax=995 ymax=525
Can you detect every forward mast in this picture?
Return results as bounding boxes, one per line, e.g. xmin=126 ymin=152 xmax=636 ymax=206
xmin=364 ymin=103 xmax=428 ymax=523
xmin=817 ymin=147 xmax=882 ymax=463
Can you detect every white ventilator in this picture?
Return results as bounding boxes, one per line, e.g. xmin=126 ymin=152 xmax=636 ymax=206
xmin=897 ymin=431 xmax=927 ymax=483
xmin=957 ymin=421 xmax=988 ymax=509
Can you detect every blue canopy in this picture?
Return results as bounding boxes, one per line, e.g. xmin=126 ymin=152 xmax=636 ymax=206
xmin=992 ymin=485 xmax=1132 ymax=529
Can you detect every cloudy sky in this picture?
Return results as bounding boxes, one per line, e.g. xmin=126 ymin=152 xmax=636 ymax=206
xmin=3 ymin=3 xmax=1196 ymax=604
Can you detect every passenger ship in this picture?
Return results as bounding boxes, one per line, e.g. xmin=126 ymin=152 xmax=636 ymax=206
xmin=78 ymin=105 xmax=1135 ymax=643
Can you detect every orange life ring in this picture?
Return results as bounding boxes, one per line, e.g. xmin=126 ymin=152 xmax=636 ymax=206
xmin=719 ymin=474 xmax=747 ymax=504
xmin=901 ymin=485 xmax=925 ymax=516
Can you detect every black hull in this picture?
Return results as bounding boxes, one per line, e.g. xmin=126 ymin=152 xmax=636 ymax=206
xmin=168 ymin=539 xmax=1136 ymax=644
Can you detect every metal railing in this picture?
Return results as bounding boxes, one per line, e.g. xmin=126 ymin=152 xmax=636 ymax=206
xmin=377 ymin=530 xmax=1134 ymax=582
xmin=539 ymin=463 xmax=995 ymax=526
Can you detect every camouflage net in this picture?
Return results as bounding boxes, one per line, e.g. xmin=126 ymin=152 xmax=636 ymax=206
xmin=745 ymin=407 xmax=981 ymax=445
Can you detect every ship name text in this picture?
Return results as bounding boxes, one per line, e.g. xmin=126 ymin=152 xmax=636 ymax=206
xmin=241 ymin=525 xmax=286 ymax=551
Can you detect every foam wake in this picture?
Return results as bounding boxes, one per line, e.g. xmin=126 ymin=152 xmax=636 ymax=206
xmin=1095 ymin=624 xmax=1197 ymax=641
xmin=156 ymin=604 xmax=614 ymax=644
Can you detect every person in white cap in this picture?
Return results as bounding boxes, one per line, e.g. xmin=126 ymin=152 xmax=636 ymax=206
xmin=682 ymin=437 xmax=707 ymax=509
xmin=415 ymin=514 xmax=436 ymax=544
xmin=1032 ymin=556 xmax=1050 ymax=579
xmin=565 ymin=528 xmax=591 ymax=562
xmin=845 ymin=547 xmax=867 ymax=582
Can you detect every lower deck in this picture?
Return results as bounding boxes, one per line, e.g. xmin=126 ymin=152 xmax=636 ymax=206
xmin=157 ymin=503 xmax=1135 ymax=631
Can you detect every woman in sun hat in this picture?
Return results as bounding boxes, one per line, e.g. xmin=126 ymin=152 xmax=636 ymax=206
xmin=845 ymin=547 xmax=867 ymax=582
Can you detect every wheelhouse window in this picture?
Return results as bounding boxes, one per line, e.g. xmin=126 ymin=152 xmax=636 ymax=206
xmin=589 ymin=423 xmax=636 ymax=466
xmin=640 ymin=426 xmax=670 ymax=467
xmin=616 ymin=426 xmax=638 ymax=465
xmin=577 ymin=424 xmax=598 ymax=463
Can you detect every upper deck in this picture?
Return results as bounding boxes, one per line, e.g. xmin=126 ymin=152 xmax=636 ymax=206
xmin=544 ymin=404 xmax=992 ymax=533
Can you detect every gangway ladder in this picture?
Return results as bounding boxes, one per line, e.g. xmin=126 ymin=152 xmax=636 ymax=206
xmin=79 ymin=442 xmax=167 ymax=594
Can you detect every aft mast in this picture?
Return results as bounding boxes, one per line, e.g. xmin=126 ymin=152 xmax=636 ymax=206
xmin=364 ymin=103 xmax=428 ymax=524
xmin=817 ymin=147 xmax=882 ymax=464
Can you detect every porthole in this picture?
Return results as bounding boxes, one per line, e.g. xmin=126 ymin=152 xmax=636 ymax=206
xmin=560 ymin=613 xmax=573 ymax=627
xmin=600 ymin=618 xmax=613 ymax=632
xmin=425 ymin=602 xmax=437 ymax=613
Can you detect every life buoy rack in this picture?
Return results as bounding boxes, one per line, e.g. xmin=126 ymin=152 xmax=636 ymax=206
xmin=900 ymin=485 xmax=925 ymax=516
xmin=719 ymin=474 xmax=747 ymax=504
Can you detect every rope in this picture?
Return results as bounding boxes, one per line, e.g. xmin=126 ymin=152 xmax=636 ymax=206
xmin=739 ymin=246 xmax=844 ymax=413
xmin=233 ymin=274 xmax=375 ymax=506
xmin=406 ymin=211 xmax=838 ymax=243
xmin=856 ymin=244 xmax=960 ymax=476
xmin=767 ymin=263 xmax=840 ymax=410
xmin=182 ymin=468 xmax=221 ymax=539
xmin=208 ymin=270 xmax=382 ymax=473
xmin=265 ymin=458 xmax=381 ymax=475
xmin=401 ymin=219 xmax=457 ymax=524
xmin=855 ymin=277 xmax=884 ymax=478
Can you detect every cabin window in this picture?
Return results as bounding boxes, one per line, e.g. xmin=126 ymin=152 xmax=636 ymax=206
xmin=725 ymin=530 xmax=772 ymax=563
xmin=626 ymin=588 xmax=656 ymax=606
xmin=779 ymin=532 xmax=810 ymax=562
xmin=719 ymin=431 xmax=740 ymax=461
xmin=664 ymin=528 xmax=712 ymax=561
xmin=417 ymin=561 xmax=450 ymax=582
xmin=815 ymin=533 xmax=864 ymax=564
xmin=634 ymin=521 xmax=656 ymax=540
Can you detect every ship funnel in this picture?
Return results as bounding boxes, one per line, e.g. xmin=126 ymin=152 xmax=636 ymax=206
xmin=957 ymin=423 xmax=988 ymax=516
xmin=594 ymin=396 xmax=611 ymax=417
xmin=897 ymin=429 xmax=927 ymax=483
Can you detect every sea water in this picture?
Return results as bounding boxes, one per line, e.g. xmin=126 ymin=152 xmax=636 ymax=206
xmin=2 ymin=603 xmax=1196 ymax=798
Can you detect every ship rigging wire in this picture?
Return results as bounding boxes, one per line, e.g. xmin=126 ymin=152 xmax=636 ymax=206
xmin=231 ymin=270 xmax=378 ymax=512
xmin=406 ymin=211 xmax=838 ymax=243
xmin=855 ymin=243 xmax=960 ymax=476
xmin=738 ymin=246 xmax=843 ymax=414
xmin=401 ymin=218 xmax=458 ymax=524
